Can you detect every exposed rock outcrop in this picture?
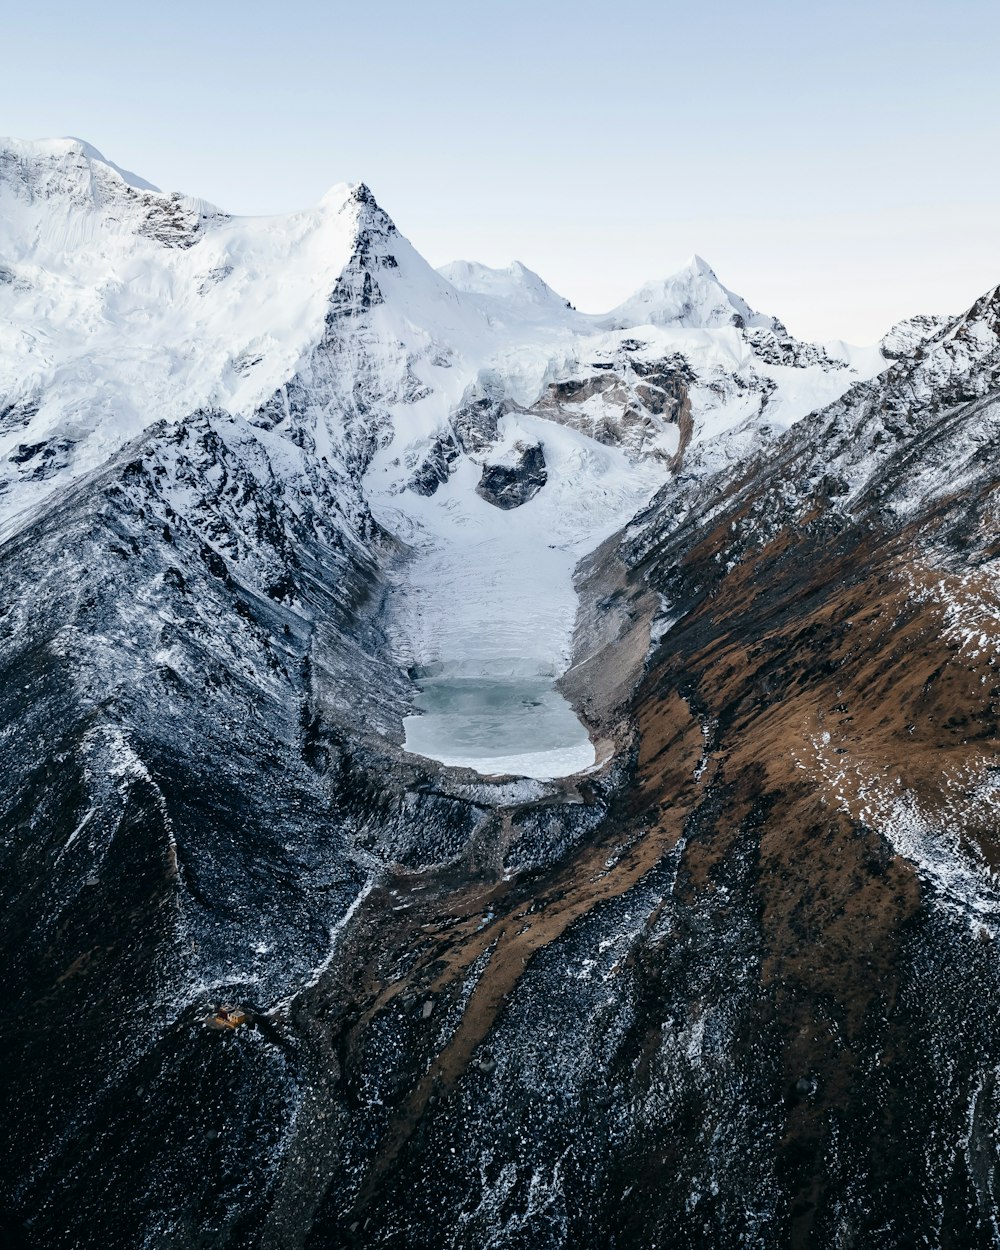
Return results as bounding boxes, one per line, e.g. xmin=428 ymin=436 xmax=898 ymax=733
xmin=475 ymin=441 xmax=548 ymax=509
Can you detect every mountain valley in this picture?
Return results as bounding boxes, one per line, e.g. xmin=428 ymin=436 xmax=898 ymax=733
xmin=2 ymin=137 xmax=1000 ymax=1250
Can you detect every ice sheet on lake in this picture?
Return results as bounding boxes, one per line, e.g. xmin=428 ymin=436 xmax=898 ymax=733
xmin=403 ymin=674 xmax=594 ymax=780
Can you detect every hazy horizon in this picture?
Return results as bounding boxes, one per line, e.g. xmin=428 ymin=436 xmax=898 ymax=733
xmin=5 ymin=0 xmax=999 ymax=343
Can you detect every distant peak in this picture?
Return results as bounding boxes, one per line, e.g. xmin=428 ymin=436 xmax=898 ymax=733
xmin=601 ymin=256 xmax=778 ymax=333
xmin=437 ymin=258 xmax=572 ymax=311
xmin=685 ymin=254 xmax=718 ymax=279
xmin=46 ymin=136 xmax=160 ymax=192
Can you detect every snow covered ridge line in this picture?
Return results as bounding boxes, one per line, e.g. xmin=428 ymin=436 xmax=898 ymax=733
xmin=0 ymin=133 xmax=892 ymax=540
xmin=0 ymin=134 xmax=904 ymax=780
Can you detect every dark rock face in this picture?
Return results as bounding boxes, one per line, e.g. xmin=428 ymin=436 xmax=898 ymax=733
xmin=406 ymin=431 xmax=460 ymax=496
xmin=531 ymin=353 xmax=693 ymax=459
xmin=324 ymin=186 xmax=398 ymax=322
xmin=450 ymin=384 xmax=507 ymax=454
xmin=880 ymin=311 xmax=952 ymax=359
xmin=7 ymin=435 xmax=75 ymax=480
xmin=743 ymin=325 xmax=849 ymax=369
xmin=475 ymin=441 xmax=547 ymax=509
xmin=0 ymin=396 xmax=40 ymax=435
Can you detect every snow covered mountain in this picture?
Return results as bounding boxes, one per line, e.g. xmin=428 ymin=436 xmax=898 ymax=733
xmin=436 ymin=258 xmax=573 ymax=316
xmin=600 ymin=252 xmax=778 ymax=331
xmin=0 ymin=135 xmax=886 ymax=782
xmin=7 ymin=136 xmax=1000 ymax=1250
xmin=0 ymin=138 xmax=881 ymax=540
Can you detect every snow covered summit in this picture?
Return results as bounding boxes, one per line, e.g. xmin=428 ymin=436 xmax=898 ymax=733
xmin=0 ymin=137 xmax=887 ymax=536
xmin=437 ymin=259 xmax=573 ymax=319
xmin=600 ymin=253 xmax=782 ymax=332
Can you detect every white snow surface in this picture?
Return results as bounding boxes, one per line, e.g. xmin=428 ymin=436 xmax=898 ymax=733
xmin=0 ymin=137 xmax=892 ymax=779
xmin=599 ymin=255 xmax=779 ymax=332
xmin=437 ymin=259 xmax=573 ymax=319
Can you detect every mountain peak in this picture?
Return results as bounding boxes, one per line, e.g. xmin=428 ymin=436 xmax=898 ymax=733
xmin=685 ymin=253 xmax=718 ymax=279
xmin=349 ymin=181 xmax=379 ymax=209
xmin=62 ymin=137 xmax=161 ymax=191
xmin=318 ymin=180 xmax=398 ymax=243
xmin=0 ymin=135 xmax=161 ymax=194
xmin=600 ymin=255 xmax=778 ymax=333
xmin=437 ymin=258 xmax=572 ymax=314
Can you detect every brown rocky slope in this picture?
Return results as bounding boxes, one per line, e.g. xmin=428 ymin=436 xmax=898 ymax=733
xmin=245 ymin=291 xmax=1000 ymax=1247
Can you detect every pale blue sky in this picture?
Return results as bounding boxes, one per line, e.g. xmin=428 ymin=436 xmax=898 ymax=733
xmin=3 ymin=0 xmax=999 ymax=341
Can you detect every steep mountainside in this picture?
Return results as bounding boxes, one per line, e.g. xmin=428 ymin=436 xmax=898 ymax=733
xmin=3 ymin=137 xmax=999 ymax=1250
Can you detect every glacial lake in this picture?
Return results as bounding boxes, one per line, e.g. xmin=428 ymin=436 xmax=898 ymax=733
xmin=402 ymin=673 xmax=595 ymax=780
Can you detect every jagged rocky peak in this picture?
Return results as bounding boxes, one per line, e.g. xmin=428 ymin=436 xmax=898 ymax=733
xmin=322 ymin=181 xmax=405 ymax=318
xmin=870 ymin=285 xmax=1000 ymax=388
xmin=880 ymin=311 xmax=953 ymax=359
xmin=327 ymin=179 xmax=400 ymax=241
xmin=600 ymin=253 xmax=783 ymax=333
xmin=881 ymin=282 xmax=1000 ymax=413
xmin=948 ymin=281 xmax=1000 ymax=350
